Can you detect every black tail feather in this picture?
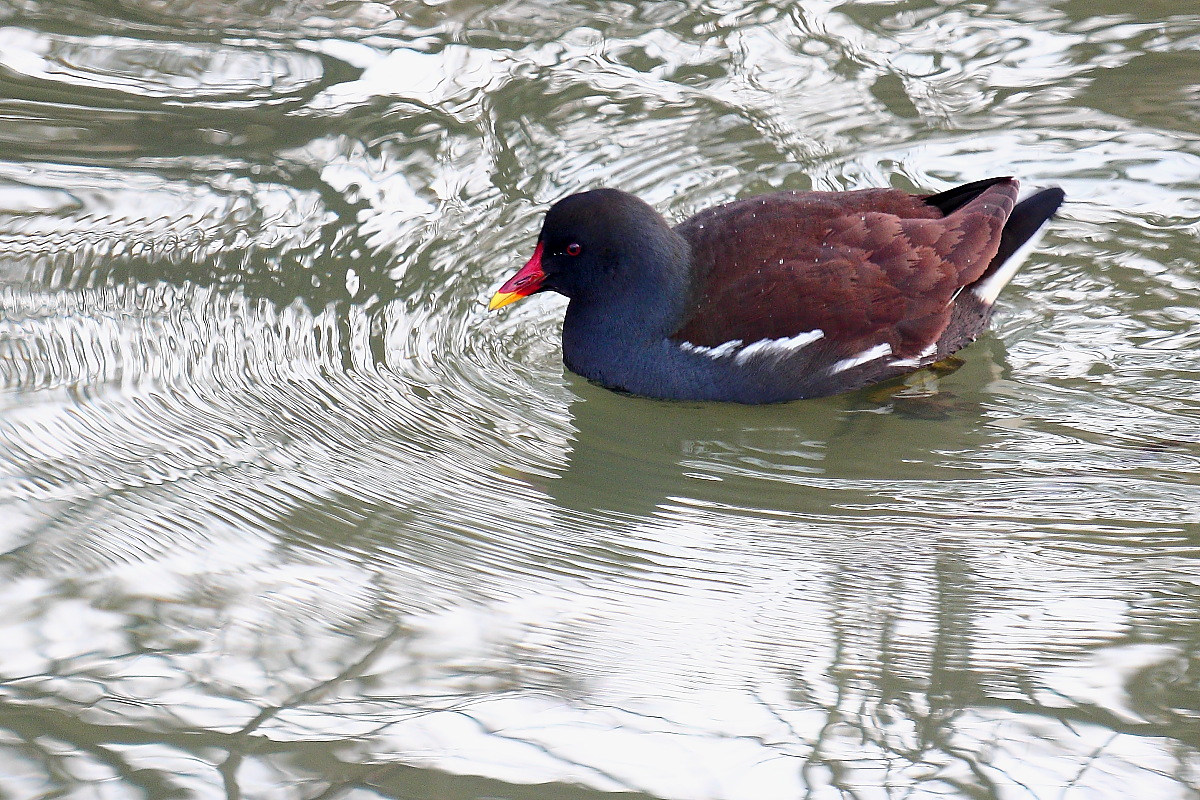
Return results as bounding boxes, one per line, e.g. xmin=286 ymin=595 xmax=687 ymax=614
xmin=990 ymin=186 xmax=1066 ymax=269
xmin=923 ymin=176 xmax=1015 ymax=215
xmin=966 ymin=185 xmax=1066 ymax=305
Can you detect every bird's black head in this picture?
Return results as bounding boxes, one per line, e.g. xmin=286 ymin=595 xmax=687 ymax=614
xmin=489 ymin=188 xmax=680 ymax=310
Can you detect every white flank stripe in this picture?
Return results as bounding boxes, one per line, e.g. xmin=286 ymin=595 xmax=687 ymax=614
xmin=680 ymin=339 xmax=744 ymax=359
xmin=888 ymin=342 xmax=939 ymax=368
xmin=971 ymin=224 xmax=1049 ymax=305
xmin=829 ymin=343 xmax=892 ymax=374
xmin=733 ymin=329 xmax=824 ymax=365
xmin=680 ymin=329 xmax=824 ymax=363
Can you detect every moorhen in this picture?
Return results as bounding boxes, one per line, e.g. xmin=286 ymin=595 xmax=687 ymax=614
xmin=489 ymin=177 xmax=1064 ymax=404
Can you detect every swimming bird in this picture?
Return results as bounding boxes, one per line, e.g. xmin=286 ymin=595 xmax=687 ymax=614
xmin=490 ymin=177 xmax=1064 ymax=404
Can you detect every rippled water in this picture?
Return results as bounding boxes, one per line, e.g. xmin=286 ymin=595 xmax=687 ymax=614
xmin=2 ymin=1 xmax=1199 ymax=798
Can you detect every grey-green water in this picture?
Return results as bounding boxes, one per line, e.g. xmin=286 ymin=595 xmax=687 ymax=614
xmin=1 ymin=1 xmax=1199 ymax=798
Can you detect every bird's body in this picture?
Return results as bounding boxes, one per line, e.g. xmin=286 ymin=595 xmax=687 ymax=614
xmin=490 ymin=177 xmax=1064 ymax=404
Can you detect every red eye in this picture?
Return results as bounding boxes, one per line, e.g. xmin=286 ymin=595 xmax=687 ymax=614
xmin=566 ymin=242 xmax=582 ymax=256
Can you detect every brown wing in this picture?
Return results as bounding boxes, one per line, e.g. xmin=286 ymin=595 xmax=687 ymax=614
xmin=671 ymin=180 xmax=1018 ymax=360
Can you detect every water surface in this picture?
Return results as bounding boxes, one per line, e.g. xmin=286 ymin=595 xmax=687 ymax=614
xmin=2 ymin=1 xmax=1199 ymax=798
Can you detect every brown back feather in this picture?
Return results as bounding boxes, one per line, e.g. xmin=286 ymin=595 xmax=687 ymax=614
xmin=671 ymin=181 xmax=1017 ymax=359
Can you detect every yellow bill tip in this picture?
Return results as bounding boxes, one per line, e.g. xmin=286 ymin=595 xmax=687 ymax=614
xmin=488 ymin=291 xmax=524 ymax=311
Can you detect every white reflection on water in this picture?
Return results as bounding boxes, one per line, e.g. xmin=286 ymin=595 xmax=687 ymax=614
xmin=1 ymin=0 xmax=1200 ymax=798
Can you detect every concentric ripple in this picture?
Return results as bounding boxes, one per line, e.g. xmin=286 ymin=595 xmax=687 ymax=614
xmin=0 ymin=27 xmax=325 ymax=103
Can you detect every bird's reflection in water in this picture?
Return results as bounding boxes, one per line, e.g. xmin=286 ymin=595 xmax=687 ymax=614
xmin=546 ymin=336 xmax=1012 ymax=519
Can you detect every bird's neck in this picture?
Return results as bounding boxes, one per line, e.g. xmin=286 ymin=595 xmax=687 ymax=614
xmin=562 ymin=231 xmax=692 ymax=356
